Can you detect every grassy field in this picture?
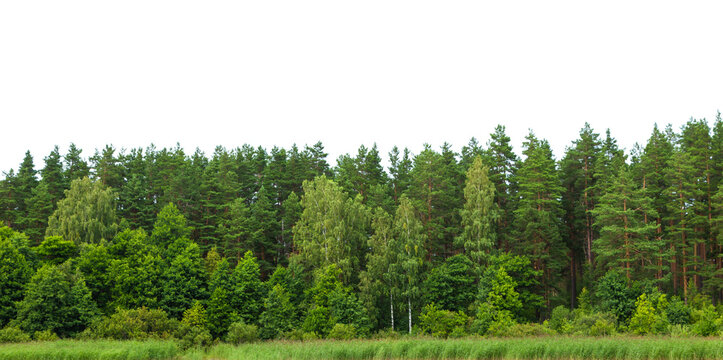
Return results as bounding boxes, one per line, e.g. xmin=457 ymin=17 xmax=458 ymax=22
xmin=2 ymin=337 xmax=723 ymax=360
xmin=0 ymin=340 xmax=180 ymax=360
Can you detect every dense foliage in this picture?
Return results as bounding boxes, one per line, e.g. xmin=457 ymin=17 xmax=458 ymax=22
xmin=2 ymin=117 xmax=723 ymax=341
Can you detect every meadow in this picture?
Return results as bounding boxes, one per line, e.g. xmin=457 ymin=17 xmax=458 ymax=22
xmin=3 ymin=337 xmax=723 ymax=360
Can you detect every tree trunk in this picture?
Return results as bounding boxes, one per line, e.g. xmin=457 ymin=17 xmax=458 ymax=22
xmin=408 ymin=297 xmax=412 ymax=334
xmin=390 ymin=293 xmax=395 ymax=332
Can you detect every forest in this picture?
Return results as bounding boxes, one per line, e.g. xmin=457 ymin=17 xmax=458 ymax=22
xmin=2 ymin=116 xmax=723 ymax=348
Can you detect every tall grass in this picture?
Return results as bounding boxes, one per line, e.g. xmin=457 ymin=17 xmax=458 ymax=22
xmin=0 ymin=340 xmax=180 ymax=360
xmin=190 ymin=337 xmax=723 ymax=360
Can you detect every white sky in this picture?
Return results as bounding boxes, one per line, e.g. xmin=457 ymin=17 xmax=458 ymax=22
xmin=1 ymin=1 xmax=722 ymax=175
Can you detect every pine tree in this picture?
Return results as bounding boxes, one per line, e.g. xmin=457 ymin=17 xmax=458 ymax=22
xmin=14 ymin=151 xmax=38 ymax=232
xmin=64 ymin=143 xmax=90 ymax=182
xmin=592 ymin=164 xmax=660 ymax=282
xmin=513 ymin=132 xmax=567 ymax=309
xmin=388 ymin=146 xmax=412 ymax=204
xmin=24 ymin=182 xmax=54 ymax=244
xmin=458 ymin=156 xmax=499 ymax=270
xmin=41 ymin=146 xmax=67 ymax=204
xmin=91 ymin=145 xmax=124 ymax=190
xmin=486 ymin=125 xmax=518 ymax=252
xmin=249 ymin=185 xmax=279 ymax=274
xmin=560 ymin=123 xmax=601 ymax=305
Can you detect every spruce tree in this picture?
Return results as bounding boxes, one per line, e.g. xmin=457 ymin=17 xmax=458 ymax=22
xmin=485 ymin=125 xmax=518 ymax=252
xmin=64 ymin=143 xmax=90 ymax=182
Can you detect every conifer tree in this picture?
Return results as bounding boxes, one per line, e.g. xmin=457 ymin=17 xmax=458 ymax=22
xmin=206 ymin=258 xmax=238 ymax=338
xmin=513 ymin=132 xmax=567 ymax=309
xmin=388 ymin=146 xmax=412 ymax=204
xmin=64 ymin=143 xmax=90 ymax=182
xmin=485 ymin=125 xmax=518 ymax=252
xmin=41 ymin=145 xmax=67 ymax=204
xmin=592 ymin=164 xmax=659 ymax=282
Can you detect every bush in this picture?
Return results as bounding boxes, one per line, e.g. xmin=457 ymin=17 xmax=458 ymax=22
xmin=302 ymin=331 xmax=320 ymax=341
xmin=569 ymin=311 xmax=617 ymax=336
xmin=302 ymin=306 xmax=334 ymax=336
xmin=33 ymin=330 xmax=59 ymax=341
xmin=666 ymin=297 xmax=691 ymax=325
xmin=588 ymin=319 xmax=616 ymax=336
xmin=84 ymin=307 xmax=178 ymax=340
xmin=493 ymin=323 xmax=554 ymax=337
xmin=418 ymin=303 xmax=468 ymax=338
xmin=628 ymin=293 xmax=665 ymax=335
xmin=280 ymin=329 xmax=305 ymax=341
xmin=0 ymin=327 xmax=31 ymax=343
xmin=547 ymin=305 xmax=572 ymax=334
xmin=327 ymin=323 xmax=356 ymax=340
xmin=175 ymin=323 xmax=213 ymax=350
xmin=225 ymin=321 xmax=258 ymax=344
xmin=669 ymin=324 xmax=692 ymax=337
xmin=691 ymin=305 xmax=721 ymax=336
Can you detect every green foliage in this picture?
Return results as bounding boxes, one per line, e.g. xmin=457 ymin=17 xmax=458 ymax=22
xmin=595 ymin=270 xmax=637 ymax=321
xmin=259 ymin=284 xmax=296 ymax=339
xmin=478 ymin=253 xmax=543 ymax=322
xmin=206 ymin=259 xmax=238 ymax=338
xmin=547 ymin=306 xmax=572 ymax=334
xmin=32 ymin=330 xmax=59 ymax=341
xmin=75 ymin=242 xmax=112 ymax=312
xmin=493 ymin=323 xmax=556 ymax=337
xmin=628 ymin=293 xmax=668 ymax=335
xmin=107 ymin=229 xmax=162 ymax=309
xmin=302 ymin=306 xmax=334 ymax=337
xmin=36 ymin=235 xmax=77 ymax=265
xmin=588 ymin=319 xmax=617 ymax=336
xmin=225 ymin=321 xmax=258 ymax=344
xmin=174 ymin=324 xmax=213 ymax=350
xmin=15 ymin=262 xmax=98 ymax=337
xmin=0 ymin=327 xmax=31 ymax=343
xmin=418 ymin=303 xmax=468 ymax=338
xmin=665 ymin=296 xmax=691 ymax=325
xmin=46 ymin=177 xmax=118 ymax=244
xmin=231 ymin=251 xmax=264 ymax=325
xmin=690 ymin=305 xmax=721 ymax=336
xmin=459 ymin=156 xmax=499 ymax=269
xmin=0 ymin=233 xmax=31 ymax=326
xmin=181 ymin=302 xmax=207 ymax=329
xmin=293 ymin=176 xmax=371 ymax=284
xmin=423 ymin=254 xmax=476 ymax=312
xmin=327 ymin=323 xmax=357 ymax=340
xmin=84 ymin=307 xmax=177 ymax=340
xmin=159 ymin=240 xmax=207 ymax=318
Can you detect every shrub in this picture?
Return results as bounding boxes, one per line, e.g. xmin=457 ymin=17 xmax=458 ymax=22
xmin=85 ymin=307 xmax=178 ymax=340
xmin=302 ymin=306 xmax=334 ymax=336
xmin=370 ymin=328 xmax=401 ymax=340
xmin=280 ymin=329 xmax=305 ymax=341
xmin=669 ymin=324 xmax=692 ymax=337
xmin=418 ymin=303 xmax=468 ymax=338
xmin=494 ymin=323 xmax=554 ymax=337
xmin=327 ymin=323 xmax=357 ymax=340
xmin=691 ymin=305 xmax=720 ymax=336
xmin=175 ymin=323 xmax=213 ymax=350
xmin=628 ymin=293 xmax=660 ymax=335
xmin=225 ymin=321 xmax=258 ymax=344
xmin=666 ymin=296 xmax=691 ymax=325
xmin=588 ymin=319 xmax=616 ymax=336
xmin=33 ymin=330 xmax=59 ymax=341
xmin=569 ymin=310 xmax=617 ymax=336
xmin=0 ymin=327 xmax=31 ymax=343
xmin=547 ymin=305 xmax=572 ymax=334
xmin=302 ymin=331 xmax=320 ymax=341
xmin=486 ymin=311 xmax=517 ymax=337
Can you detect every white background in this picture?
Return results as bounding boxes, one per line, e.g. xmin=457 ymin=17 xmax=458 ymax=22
xmin=1 ymin=1 xmax=722 ymax=173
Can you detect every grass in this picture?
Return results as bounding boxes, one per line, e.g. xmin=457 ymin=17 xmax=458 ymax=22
xmin=188 ymin=337 xmax=723 ymax=360
xmin=0 ymin=340 xmax=180 ymax=360
xmin=2 ymin=337 xmax=723 ymax=360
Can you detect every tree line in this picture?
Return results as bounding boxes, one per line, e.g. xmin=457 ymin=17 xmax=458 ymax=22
xmin=1 ymin=115 xmax=723 ymax=341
